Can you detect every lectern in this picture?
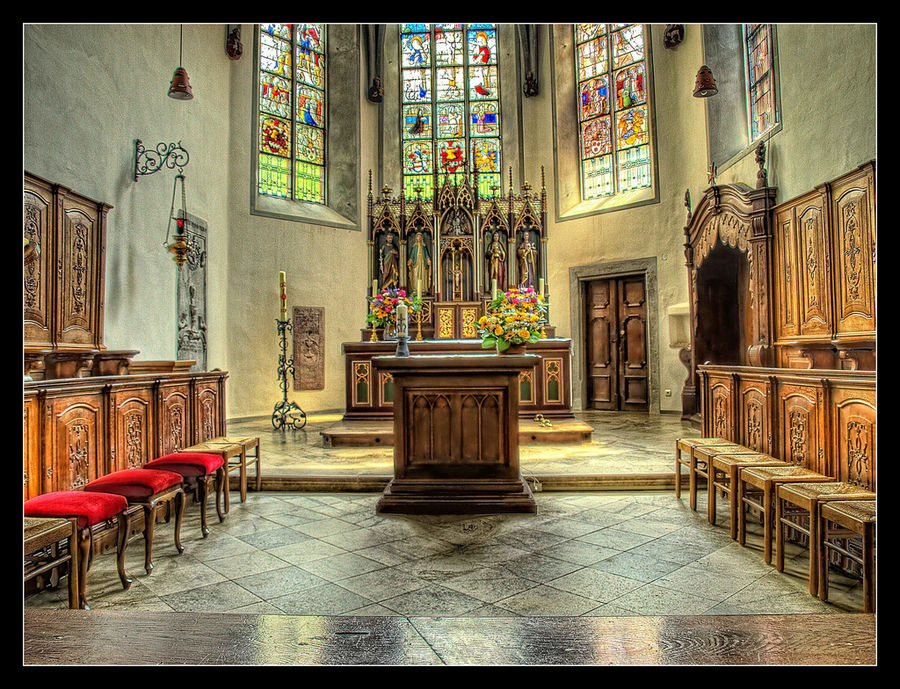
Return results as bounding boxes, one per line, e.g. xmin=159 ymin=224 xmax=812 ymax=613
xmin=372 ymin=354 xmax=538 ymax=515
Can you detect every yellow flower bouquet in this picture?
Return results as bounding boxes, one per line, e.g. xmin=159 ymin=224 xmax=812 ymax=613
xmin=477 ymin=286 xmax=547 ymax=352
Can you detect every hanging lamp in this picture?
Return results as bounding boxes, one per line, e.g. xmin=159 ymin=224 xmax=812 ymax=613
xmin=165 ymin=173 xmax=192 ymax=267
xmin=168 ymin=25 xmax=194 ymax=100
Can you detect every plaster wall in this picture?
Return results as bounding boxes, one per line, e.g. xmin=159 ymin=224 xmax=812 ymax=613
xmin=23 ymin=23 xmax=233 ymax=378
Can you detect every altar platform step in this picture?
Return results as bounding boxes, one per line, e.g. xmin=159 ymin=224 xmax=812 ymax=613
xmin=320 ymin=418 xmax=594 ymax=448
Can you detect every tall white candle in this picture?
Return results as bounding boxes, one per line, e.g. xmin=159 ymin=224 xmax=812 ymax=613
xmin=372 ymin=279 xmax=379 ymax=297
xmin=417 ymin=279 xmax=422 ymax=298
xmin=279 ymin=271 xmax=287 ymax=318
xmin=539 ymin=278 xmax=545 ymax=297
xmin=396 ymin=302 xmax=408 ymax=337
xmin=492 ymin=278 xmax=498 ymax=300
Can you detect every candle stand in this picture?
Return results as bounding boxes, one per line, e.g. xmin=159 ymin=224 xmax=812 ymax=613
xmin=272 ymin=317 xmax=307 ymax=430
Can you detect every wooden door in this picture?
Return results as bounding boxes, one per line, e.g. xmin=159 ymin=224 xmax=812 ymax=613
xmin=585 ymin=276 xmax=649 ymax=411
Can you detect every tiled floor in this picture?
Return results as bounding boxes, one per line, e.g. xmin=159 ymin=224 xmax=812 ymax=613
xmin=26 ymin=489 xmax=868 ymax=616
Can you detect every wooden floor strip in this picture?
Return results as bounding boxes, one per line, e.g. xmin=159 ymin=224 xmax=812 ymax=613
xmin=24 ymin=610 xmax=875 ymax=666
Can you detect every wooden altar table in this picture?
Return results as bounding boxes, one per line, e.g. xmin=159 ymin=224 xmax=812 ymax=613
xmin=372 ymin=353 xmax=538 ymax=515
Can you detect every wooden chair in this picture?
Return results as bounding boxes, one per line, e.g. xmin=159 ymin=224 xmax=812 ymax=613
xmin=775 ymin=482 xmax=875 ymax=596
xmin=24 ymin=517 xmax=79 ymax=609
xmin=708 ymin=452 xmax=789 ymax=539
xmin=736 ymin=465 xmax=833 ymax=565
xmin=674 ymin=438 xmax=743 ymax=508
xmin=817 ymin=500 xmax=876 ymax=613
xmin=144 ymin=453 xmax=225 ymax=538
xmin=692 ymin=445 xmax=762 ymax=515
xmin=24 ymin=491 xmax=133 ymax=609
xmin=83 ymin=468 xmax=186 ymax=575
xmin=184 ymin=436 xmax=261 ymax=511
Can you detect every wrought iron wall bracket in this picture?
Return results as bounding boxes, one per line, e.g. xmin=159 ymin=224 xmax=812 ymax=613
xmin=134 ymin=139 xmax=190 ymax=181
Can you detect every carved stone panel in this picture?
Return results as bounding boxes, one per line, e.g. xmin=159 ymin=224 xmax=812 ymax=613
xmin=176 ymin=212 xmax=208 ymax=371
xmin=293 ymin=307 xmax=325 ymax=390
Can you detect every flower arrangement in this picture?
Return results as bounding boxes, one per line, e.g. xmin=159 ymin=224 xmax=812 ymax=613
xmin=477 ymin=286 xmax=547 ymax=352
xmin=367 ymin=287 xmax=422 ymax=336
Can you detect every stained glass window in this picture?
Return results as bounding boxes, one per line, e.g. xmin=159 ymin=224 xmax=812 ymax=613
xmin=575 ymin=24 xmax=652 ymax=200
xmin=258 ymin=24 xmax=326 ymax=204
xmin=744 ymin=24 xmax=778 ymax=142
xmin=400 ymin=24 xmax=501 ymax=200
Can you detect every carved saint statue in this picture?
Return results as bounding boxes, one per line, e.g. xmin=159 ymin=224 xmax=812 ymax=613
xmin=379 ymin=231 xmax=400 ymax=289
xmin=516 ymin=235 xmax=537 ymax=288
xmin=486 ymin=231 xmax=506 ymax=289
xmin=407 ymin=231 xmax=432 ymax=296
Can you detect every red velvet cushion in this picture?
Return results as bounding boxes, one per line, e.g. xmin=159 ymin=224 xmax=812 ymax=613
xmin=84 ymin=468 xmax=184 ymax=500
xmin=145 ymin=452 xmax=223 ymax=477
xmin=24 ymin=491 xmax=129 ymax=530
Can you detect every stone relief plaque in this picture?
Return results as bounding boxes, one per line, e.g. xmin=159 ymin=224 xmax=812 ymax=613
xmin=176 ymin=212 xmax=208 ymax=372
xmin=293 ymin=306 xmax=325 ymax=390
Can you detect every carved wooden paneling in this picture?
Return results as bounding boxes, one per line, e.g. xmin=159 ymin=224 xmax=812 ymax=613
xmin=700 ymin=366 xmax=875 ymax=488
xmin=24 ymin=175 xmax=55 ymax=348
xmin=830 ymin=165 xmax=876 ymax=338
xmin=45 ymin=393 xmax=105 ymax=492
xmin=109 ymin=386 xmax=155 ymax=472
xmin=830 ymin=387 xmax=876 ymax=491
xmin=194 ymin=381 xmax=221 ymax=444
xmin=24 ymin=391 xmax=41 ymax=500
xmin=738 ymin=377 xmax=771 ymax=454
xmin=773 ymin=206 xmax=799 ymax=341
xmin=796 ymin=199 xmax=831 ymax=337
xmin=158 ymin=382 xmax=192 ymax=455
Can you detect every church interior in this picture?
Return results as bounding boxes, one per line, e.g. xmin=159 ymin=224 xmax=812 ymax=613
xmin=22 ymin=23 xmax=877 ymax=666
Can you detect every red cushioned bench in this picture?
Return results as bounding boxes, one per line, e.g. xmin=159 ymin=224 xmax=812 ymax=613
xmin=24 ymin=490 xmax=133 ymax=609
xmin=144 ymin=452 xmax=225 ymax=538
xmin=84 ymin=468 xmax=186 ymax=575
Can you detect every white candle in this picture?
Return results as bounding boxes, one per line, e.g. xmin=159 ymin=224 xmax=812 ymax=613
xmin=539 ymin=278 xmax=545 ymax=297
xmin=397 ymin=302 xmax=408 ymax=337
xmin=417 ymin=279 xmax=422 ymax=298
xmin=372 ymin=279 xmax=379 ymax=297
xmin=492 ymin=278 xmax=498 ymax=300
xmin=279 ymin=271 xmax=287 ymax=318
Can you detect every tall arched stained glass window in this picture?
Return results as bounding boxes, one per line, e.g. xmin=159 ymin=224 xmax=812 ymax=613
xmin=744 ymin=24 xmax=778 ymax=142
xmin=575 ymin=24 xmax=652 ymax=201
xmin=257 ymin=23 xmax=326 ymax=204
xmin=400 ymin=24 xmax=501 ymax=201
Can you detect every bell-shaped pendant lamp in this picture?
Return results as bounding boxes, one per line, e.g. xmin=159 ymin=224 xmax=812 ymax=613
xmin=168 ymin=25 xmax=194 ymax=100
xmin=693 ymin=65 xmax=718 ymax=98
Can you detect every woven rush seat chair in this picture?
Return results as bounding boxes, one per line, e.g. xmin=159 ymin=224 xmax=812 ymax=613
xmin=144 ymin=452 xmax=225 ymax=538
xmin=775 ymin=482 xmax=876 ymax=596
xmin=24 ymin=517 xmax=80 ymax=610
xmin=817 ymin=500 xmax=876 ymax=612
xmin=675 ymin=438 xmax=738 ymax=501
xmin=708 ymin=452 xmax=790 ymax=539
xmin=83 ymin=468 xmax=186 ymax=575
xmin=23 ymin=490 xmax=133 ymax=609
xmin=183 ymin=436 xmax=260 ymax=512
xmin=691 ymin=444 xmax=762 ymax=514
xmin=736 ymin=465 xmax=833 ymax=564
